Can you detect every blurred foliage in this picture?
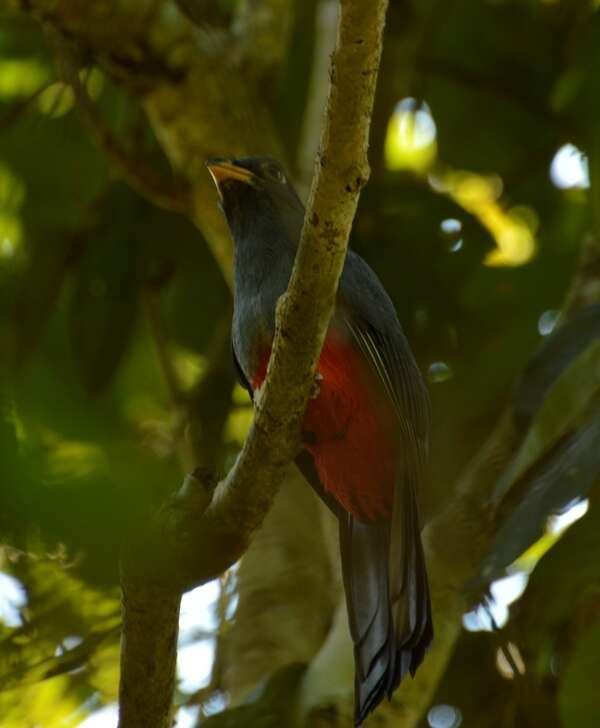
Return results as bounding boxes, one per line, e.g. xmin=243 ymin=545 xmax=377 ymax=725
xmin=0 ymin=0 xmax=600 ymax=726
xmin=201 ymin=663 xmax=305 ymax=728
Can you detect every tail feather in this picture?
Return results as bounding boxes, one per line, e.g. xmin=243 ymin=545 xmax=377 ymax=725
xmin=339 ymin=489 xmax=432 ymax=726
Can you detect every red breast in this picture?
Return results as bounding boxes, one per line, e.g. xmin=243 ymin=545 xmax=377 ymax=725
xmin=251 ymin=331 xmax=397 ymax=521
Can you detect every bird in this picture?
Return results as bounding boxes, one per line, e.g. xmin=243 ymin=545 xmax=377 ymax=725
xmin=206 ymin=155 xmax=432 ymax=725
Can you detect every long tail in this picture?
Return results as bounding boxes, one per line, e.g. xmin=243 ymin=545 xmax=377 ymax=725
xmin=339 ymin=489 xmax=433 ymax=726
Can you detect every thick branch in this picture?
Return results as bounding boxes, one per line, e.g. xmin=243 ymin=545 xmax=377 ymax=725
xmin=262 ymin=0 xmax=388 ymax=420
xmin=203 ymin=0 xmax=389 ymax=542
xmin=118 ymin=586 xmax=180 ymax=728
xmin=117 ymin=1 xmax=389 ymax=726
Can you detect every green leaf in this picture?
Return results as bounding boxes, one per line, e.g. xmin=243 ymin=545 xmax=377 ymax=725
xmin=480 ymin=404 xmax=600 ymax=580
xmin=202 ymin=663 xmax=306 ymax=728
xmin=11 ymin=232 xmax=76 ymax=365
xmin=559 ymin=618 xmax=600 ymax=728
xmin=512 ymin=305 xmax=600 ymax=431
xmin=69 ymin=198 xmax=140 ymax=394
xmin=589 ymin=117 xmax=600 ymax=239
xmin=494 ymin=336 xmax=600 ymax=505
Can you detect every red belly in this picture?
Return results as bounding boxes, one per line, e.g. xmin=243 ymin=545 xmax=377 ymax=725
xmin=251 ymin=333 xmax=397 ymax=521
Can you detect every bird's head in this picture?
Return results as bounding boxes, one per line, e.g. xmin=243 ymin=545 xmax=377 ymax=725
xmin=206 ymin=156 xmax=304 ymax=245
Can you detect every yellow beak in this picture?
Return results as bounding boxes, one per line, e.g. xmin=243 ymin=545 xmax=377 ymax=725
xmin=206 ymin=160 xmax=255 ymax=187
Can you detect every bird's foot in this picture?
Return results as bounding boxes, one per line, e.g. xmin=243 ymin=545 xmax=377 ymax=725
xmin=253 ymin=381 xmax=266 ymax=409
xmin=310 ymin=371 xmax=323 ymax=400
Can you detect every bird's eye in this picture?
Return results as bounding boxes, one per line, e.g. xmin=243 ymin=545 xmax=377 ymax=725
xmin=264 ymin=162 xmax=286 ymax=184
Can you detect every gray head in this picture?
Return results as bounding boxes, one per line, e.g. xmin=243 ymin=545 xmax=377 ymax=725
xmin=206 ymin=155 xmax=307 ymax=354
xmin=206 ymin=156 xmax=305 ymax=247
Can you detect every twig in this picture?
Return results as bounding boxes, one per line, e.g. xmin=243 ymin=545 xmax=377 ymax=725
xmin=0 ymin=624 xmax=120 ymax=690
xmin=55 ymin=44 xmax=191 ymax=215
xmin=174 ymin=0 xmax=231 ymax=28
xmin=0 ymin=83 xmax=50 ymax=130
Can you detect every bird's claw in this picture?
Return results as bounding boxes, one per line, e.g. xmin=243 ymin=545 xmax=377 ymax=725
xmin=254 ymin=381 xmax=266 ymax=409
xmin=310 ymin=371 xmax=323 ymax=399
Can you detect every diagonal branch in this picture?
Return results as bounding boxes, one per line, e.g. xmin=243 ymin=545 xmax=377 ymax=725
xmin=118 ymin=1 xmax=389 ymax=726
xmin=55 ymin=45 xmax=192 ymax=216
xmin=208 ymin=0 xmax=389 ymax=541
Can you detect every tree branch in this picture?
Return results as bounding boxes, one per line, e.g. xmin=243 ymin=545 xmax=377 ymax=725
xmin=56 ymin=47 xmax=192 ymax=216
xmin=117 ymin=1 xmax=389 ymax=725
xmin=118 ymin=585 xmax=180 ymax=728
xmin=0 ymin=82 xmax=50 ymax=131
xmin=209 ymin=0 xmax=389 ymax=540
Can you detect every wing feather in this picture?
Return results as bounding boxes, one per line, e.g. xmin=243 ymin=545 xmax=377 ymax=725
xmin=344 ymin=316 xmax=430 ymax=480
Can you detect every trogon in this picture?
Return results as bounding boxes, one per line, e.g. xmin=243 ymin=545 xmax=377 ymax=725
xmin=207 ymin=155 xmax=432 ymax=725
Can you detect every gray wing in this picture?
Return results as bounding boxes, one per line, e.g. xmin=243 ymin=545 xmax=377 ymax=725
xmin=339 ymin=249 xmax=430 ymax=492
xmin=343 ymin=316 xmax=430 ymax=485
xmin=338 ymin=253 xmax=433 ymax=722
xmin=232 ymin=343 xmax=254 ymax=400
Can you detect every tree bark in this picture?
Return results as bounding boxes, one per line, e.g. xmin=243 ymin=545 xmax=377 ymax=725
xmin=118 ymin=585 xmax=180 ymax=728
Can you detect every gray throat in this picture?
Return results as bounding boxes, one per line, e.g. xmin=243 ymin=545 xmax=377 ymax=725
xmin=231 ymin=226 xmax=297 ymax=379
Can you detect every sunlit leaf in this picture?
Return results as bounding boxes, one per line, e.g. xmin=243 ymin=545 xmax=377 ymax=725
xmin=37 ymin=82 xmax=75 ymax=118
xmin=435 ymin=169 xmax=537 ymax=267
xmin=0 ymin=58 xmax=48 ymax=99
xmin=0 ymin=677 xmax=82 ymax=728
xmin=224 ymin=405 xmax=253 ymax=446
xmin=45 ymin=438 xmax=109 ymax=482
xmin=385 ymin=99 xmax=437 ymax=174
